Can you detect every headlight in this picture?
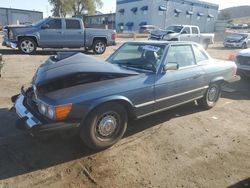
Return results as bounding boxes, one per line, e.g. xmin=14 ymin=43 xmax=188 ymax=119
xmin=47 ymin=106 xmax=55 ymax=119
xmin=38 ymin=101 xmax=72 ymax=121
xmin=38 ymin=102 xmax=47 ymax=115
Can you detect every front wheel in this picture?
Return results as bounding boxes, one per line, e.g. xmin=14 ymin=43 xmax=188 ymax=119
xmin=80 ymin=102 xmax=128 ymax=150
xmin=18 ymin=37 xmax=37 ymax=54
xmin=197 ymin=84 xmax=221 ymax=109
xmin=242 ymin=42 xmax=247 ymax=49
xmin=92 ymin=40 xmax=106 ymax=54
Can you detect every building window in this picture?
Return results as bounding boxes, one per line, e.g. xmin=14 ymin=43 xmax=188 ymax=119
xmin=174 ymin=9 xmax=182 ymax=17
xmin=207 ymin=14 xmax=214 ymax=21
xmin=197 ymin=12 xmax=204 ymax=20
xmin=141 ymin=6 xmax=148 ymax=15
xmin=186 ymin=10 xmax=193 ymax=18
xmin=126 ymin=22 xmax=134 ymax=31
xmin=158 ymin=5 xmax=167 ymax=15
xmin=118 ymin=9 xmax=125 ymax=16
xmin=131 ymin=7 xmax=138 ymax=15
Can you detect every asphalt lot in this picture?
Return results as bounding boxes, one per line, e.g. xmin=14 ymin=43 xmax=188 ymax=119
xmin=0 ymin=37 xmax=250 ymax=188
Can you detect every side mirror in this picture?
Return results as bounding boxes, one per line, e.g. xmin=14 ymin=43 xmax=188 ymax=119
xmin=164 ymin=63 xmax=179 ymax=71
xmin=181 ymin=30 xmax=188 ymax=34
xmin=41 ymin=24 xmax=49 ymax=29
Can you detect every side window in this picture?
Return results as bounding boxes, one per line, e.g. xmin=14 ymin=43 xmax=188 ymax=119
xmin=192 ymin=27 xmax=199 ymax=34
xmin=46 ymin=19 xmax=62 ymax=29
xmin=192 ymin=45 xmax=209 ymax=63
xmin=182 ymin=27 xmax=191 ymax=34
xmin=165 ymin=45 xmax=195 ymax=68
xmin=66 ymin=19 xmax=81 ymax=29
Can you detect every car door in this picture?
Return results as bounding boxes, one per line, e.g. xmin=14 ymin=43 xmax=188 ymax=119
xmin=38 ymin=18 xmax=64 ymax=48
xmin=191 ymin=27 xmax=200 ymax=43
xmin=154 ymin=44 xmax=207 ymax=110
xmin=179 ymin=27 xmax=191 ymax=41
xmin=63 ymin=19 xmax=85 ymax=47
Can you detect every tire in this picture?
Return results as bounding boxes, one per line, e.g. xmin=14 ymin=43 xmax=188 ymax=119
xmin=197 ymin=84 xmax=221 ymax=109
xmin=242 ymin=42 xmax=247 ymax=49
xmin=18 ymin=37 xmax=37 ymax=54
xmin=92 ymin=40 xmax=106 ymax=54
xmin=80 ymin=102 xmax=128 ymax=150
xmin=202 ymin=41 xmax=209 ymax=50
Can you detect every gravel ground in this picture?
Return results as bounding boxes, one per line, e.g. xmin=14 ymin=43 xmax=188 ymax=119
xmin=0 ymin=37 xmax=249 ymax=188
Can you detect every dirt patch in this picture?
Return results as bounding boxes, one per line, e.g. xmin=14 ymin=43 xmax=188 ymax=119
xmin=0 ymin=38 xmax=249 ymax=188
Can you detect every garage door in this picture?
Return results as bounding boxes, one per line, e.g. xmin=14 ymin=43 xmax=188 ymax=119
xmin=11 ymin=12 xmax=30 ymax=25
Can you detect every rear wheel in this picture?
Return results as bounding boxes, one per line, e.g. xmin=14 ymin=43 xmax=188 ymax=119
xmin=242 ymin=42 xmax=247 ymax=49
xmin=92 ymin=40 xmax=106 ymax=54
xmin=80 ymin=102 xmax=128 ymax=150
xmin=18 ymin=37 xmax=37 ymax=54
xmin=202 ymin=40 xmax=209 ymax=50
xmin=197 ymin=84 xmax=221 ymax=109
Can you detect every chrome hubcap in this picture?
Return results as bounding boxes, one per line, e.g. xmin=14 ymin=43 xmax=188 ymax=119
xmin=21 ymin=40 xmax=34 ymax=53
xmin=97 ymin=113 xmax=118 ymax=137
xmin=208 ymin=86 xmax=218 ymax=102
xmin=95 ymin=42 xmax=105 ymax=53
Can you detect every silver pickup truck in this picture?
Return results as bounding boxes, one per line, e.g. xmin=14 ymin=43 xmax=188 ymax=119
xmin=2 ymin=17 xmax=116 ymax=54
xmin=149 ymin=25 xmax=214 ymax=49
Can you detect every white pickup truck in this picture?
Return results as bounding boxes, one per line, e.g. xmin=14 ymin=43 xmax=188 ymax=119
xmin=149 ymin=25 xmax=214 ymax=49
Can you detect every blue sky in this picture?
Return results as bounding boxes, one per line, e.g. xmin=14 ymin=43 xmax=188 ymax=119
xmin=0 ymin=0 xmax=249 ymax=17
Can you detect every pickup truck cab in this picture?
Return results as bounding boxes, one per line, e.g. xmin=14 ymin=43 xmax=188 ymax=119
xmin=149 ymin=25 xmax=214 ymax=49
xmin=2 ymin=17 xmax=116 ymax=54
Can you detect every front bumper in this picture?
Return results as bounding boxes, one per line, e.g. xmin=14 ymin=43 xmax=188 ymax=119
xmin=2 ymin=38 xmax=17 ymax=48
xmin=236 ymin=63 xmax=250 ymax=77
xmin=223 ymin=42 xmax=243 ymax=48
xmin=12 ymin=93 xmax=79 ymax=133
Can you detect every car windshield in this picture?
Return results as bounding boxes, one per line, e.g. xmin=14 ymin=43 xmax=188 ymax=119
xmin=166 ymin=26 xmax=183 ymax=33
xmin=107 ymin=43 xmax=166 ymax=71
xmin=228 ymin=34 xmax=248 ymax=39
xmin=32 ymin=18 xmax=47 ymax=27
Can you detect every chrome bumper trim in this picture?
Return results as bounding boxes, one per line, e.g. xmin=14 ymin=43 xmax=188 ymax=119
xmin=15 ymin=94 xmax=41 ymax=128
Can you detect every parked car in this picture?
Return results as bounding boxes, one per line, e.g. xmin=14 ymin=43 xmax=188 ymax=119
xmin=149 ymin=25 xmax=214 ymax=49
xmin=235 ymin=48 xmax=250 ymax=79
xmin=2 ymin=17 xmax=116 ymax=54
xmin=11 ymin=41 xmax=237 ymax=150
xmin=139 ymin=25 xmax=157 ymax=33
xmin=224 ymin=33 xmax=250 ymax=49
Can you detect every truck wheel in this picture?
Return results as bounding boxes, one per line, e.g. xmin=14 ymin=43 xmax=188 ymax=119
xmin=80 ymin=102 xmax=128 ymax=150
xmin=202 ymin=41 xmax=209 ymax=50
xmin=197 ymin=83 xmax=221 ymax=109
xmin=93 ymin=40 xmax=106 ymax=54
xmin=242 ymin=42 xmax=247 ymax=49
xmin=18 ymin=37 xmax=37 ymax=54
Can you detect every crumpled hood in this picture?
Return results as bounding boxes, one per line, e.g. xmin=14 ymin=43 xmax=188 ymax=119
xmin=237 ymin=49 xmax=250 ymax=57
xmin=151 ymin=29 xmax=176 ymax=37
xmin=32 ymin=52 xmax=139 ymax=87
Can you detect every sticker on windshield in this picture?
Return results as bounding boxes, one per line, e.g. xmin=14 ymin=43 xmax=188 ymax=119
xmin=143 ymin=45 xmax=161 ymax=52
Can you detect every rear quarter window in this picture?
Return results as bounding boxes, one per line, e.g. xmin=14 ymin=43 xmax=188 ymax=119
xmin=192 ymin=45 xmax=209 ymax=62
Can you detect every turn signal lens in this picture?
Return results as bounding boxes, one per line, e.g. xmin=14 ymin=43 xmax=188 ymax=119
xmin=55 ymin=104 xmax=72 ymax=121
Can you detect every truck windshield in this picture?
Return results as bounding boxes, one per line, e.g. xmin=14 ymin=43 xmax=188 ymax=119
xmin=166 ymin=26 xmax=183 ymax=33
xmin=32 ymin=18 xmax=47 ymax=27
xmin=107 ymin=43 xmax=166 ymax=71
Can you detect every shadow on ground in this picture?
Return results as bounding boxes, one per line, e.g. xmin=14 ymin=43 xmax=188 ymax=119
xmin=0 ymin=49 xmax=94 ymax=56
xmin=0 ymin=102 xmax=202 ymax=181
xmin=228 ymin=177 xmax=250 ymax=188
xmin=222 ymin=78 xmax=250 ymax=100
